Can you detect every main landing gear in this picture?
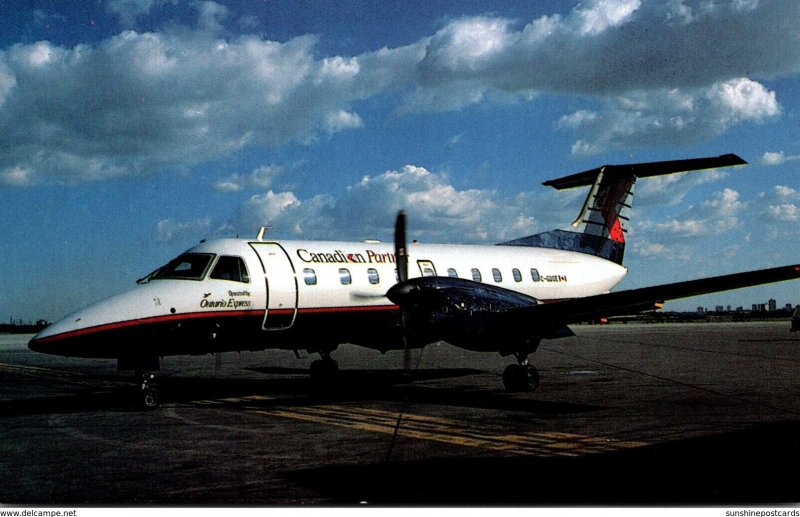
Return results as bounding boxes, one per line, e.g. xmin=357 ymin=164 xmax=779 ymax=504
xmin=502 ymin=352 xmax=540 ymax=393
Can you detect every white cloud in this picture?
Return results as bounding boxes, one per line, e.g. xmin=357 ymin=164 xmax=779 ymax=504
xmin=561 ymin=78 xmax=780 ymax=157
xmin=414 ymin=1 xmax=800 ymax=97
xmin=238 ymin=191 xmax=334 ymax=237
xmin=0 ymin=26 xmax=419 ymax=186
xmin=709 ymin=77 xmax=780 ymax=122
xmin=0 ymin=60 xmax=15 ymax=108
xmin=635 ymin=169 xmax=728 ymax=207
xmin=106 ymin=0 xmax=169 ymax=26
xmin=762 ymin=151 xmax=800 ymax=166
xmin=762 ymin=151 xmax=787 ymax=166
xmin=229 ymin=164 xmax=584 ymax=244
xmin=194 ymin=1 xmax=228 ymax=32
xmin=774 ymin=185 xmax=799 ymax=200
xmin=556 ymin=110 xmax=599 ymax=130
xmin=630 ymin=180 xmax=800 ymax=266
xmin=0 ymin=165 xmax=34 ymax=187
xmin=213 ymin=165 xmax=284 ymax=193
xmin=573 ymin=0 xmax=642 ymax=36
xmin=758 ymin=185 xmax=800 ymax=225
xmin=642 ymin=187 xmax=745 ymax=238
xmin=631 ymin=242 xmax=666 ymax=257
xmin=323 ymin=110 xmax=363 ymax=133
xmin=767 ymin=204 xmax=799 ymax=222
xmin=155 ymin=216 xmax=212 ymax=242
xmin=2 ymin=1 xmax=800 ymax=186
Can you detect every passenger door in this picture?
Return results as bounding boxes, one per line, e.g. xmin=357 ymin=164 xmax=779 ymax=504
xmin=249 ymin=243 xmax=298 ymax=330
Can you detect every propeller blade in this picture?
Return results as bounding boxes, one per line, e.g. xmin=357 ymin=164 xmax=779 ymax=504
xmin=395 ymin=210 xmax=409 ymax=283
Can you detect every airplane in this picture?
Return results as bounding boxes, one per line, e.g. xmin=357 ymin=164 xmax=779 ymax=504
xmin=28 ymin=153 xmax=800 ymax=408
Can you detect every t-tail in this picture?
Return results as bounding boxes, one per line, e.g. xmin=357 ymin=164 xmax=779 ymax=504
xmin=498 ymin=154 xmax=747 ymax=265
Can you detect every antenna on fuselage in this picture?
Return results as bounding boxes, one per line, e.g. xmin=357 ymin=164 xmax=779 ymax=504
xmin=256 ymin=225 xmax=273 ymax=241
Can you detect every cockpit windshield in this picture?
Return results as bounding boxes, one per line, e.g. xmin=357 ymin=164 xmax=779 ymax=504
xmin=139 ymin=253 xmax=215 ymax=283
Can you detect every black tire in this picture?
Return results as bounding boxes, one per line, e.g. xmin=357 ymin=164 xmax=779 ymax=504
xmin=503 ymin=364 xmax=539 ymax=392
xmin=141 ymin=387 xmax=160 ymax=409
xmin=502 ymin=364 xmax=525 ymax=392
xmin=525 ymin=365 xmax=540 ymax=393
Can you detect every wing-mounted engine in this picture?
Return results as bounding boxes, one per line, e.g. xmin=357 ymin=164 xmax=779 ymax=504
xmin=387 ymin=211 xmax=574 ymax=354
xmin=387 ymin=277 xmax=570 ymax=352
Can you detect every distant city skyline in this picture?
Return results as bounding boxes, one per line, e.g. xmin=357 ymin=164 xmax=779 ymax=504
xmin=698 ymin=298 xmax=798 ymax=313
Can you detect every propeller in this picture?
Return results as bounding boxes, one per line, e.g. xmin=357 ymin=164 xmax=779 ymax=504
xmin=352 ymin=210 xmax=418 ymax=363
xmin=395 ymin=210 xmax=409 ymax=283
xmin=393 ymin=210 xmax=413 ymax=371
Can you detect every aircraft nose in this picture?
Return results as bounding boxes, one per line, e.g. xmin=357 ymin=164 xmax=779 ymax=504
xmin=28 ymin=313 xmax=82 ymax=355
xmin=28 ymin=335 xmax=53 ymax=354
xmin=26 ymin=284 xmax=168 ymax=357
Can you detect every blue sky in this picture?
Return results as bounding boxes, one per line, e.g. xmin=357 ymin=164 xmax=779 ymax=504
xmin=2 ymin=0 xmax=800 ymax=322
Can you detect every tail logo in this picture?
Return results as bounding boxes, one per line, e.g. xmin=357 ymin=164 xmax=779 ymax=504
xmin=609 ymin=218 xmax=625 ymax=243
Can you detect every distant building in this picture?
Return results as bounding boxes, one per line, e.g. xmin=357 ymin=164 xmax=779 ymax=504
xmin=768 ymin=299 xmax=777 ymax=312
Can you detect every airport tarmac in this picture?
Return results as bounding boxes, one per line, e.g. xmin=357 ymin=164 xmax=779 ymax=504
xmin=2 ymin=321 xmax=800 ymax=506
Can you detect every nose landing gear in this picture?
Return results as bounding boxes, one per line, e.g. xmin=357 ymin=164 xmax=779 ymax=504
xmin=120 ymin=356 xmax=162 ymax=409
xmin=139 ymin=372 xmax=161 ymax=409
xmin=502 ymin=352 xmax=540 ymax=392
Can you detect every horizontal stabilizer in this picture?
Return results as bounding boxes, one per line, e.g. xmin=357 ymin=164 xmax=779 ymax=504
xmin=542 ymin=154 xmax=747 ymax=190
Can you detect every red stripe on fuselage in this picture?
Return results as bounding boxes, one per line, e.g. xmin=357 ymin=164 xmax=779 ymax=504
xmin=31 ymin=305 xmax=401 ymax=345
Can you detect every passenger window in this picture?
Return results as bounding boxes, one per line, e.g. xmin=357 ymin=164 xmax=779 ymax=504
xmin=210 ymin=256 xmax=250 ymax=283
xmin=492 ymin=268 xmax=502 ymax=283
xmin=512 ymin=268 xmax=522 ymax=282
xmin=303 ymin=268 xmax=317 ymax=286
xmin=339 ymin=268 xmax=352 ymax=285
xmin=367 ymin=268 xmax=380 ymax=285
xmin=447 ymin=268 xmax=458 ymax=278
xmin=422 ymin=267 xmax=435 ymax=277
xmin=531 ymin=268 xmax=540 ymax=282
xmin=471 ymin=268 xmax=482 ymax=282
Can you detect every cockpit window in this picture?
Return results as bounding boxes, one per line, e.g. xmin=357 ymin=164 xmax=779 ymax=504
xmin=210 ymin=256 xmax=250 ymax=283
xmin=150 ymin=253 xmax=215 ymax=281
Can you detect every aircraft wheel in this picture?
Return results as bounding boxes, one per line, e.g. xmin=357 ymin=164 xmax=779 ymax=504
xmin=139 ymin=373 xmax=161 ymax=410
xmin=141 ymin=386 xmax=160 ymax=409
xmin=525 ymin=365 xmax=540 ymax=392
xmin=503 ymin=364 xmax=539 ymax=392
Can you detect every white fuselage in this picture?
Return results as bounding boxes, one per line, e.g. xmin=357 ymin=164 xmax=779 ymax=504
xmin=30 ymin=237 xmax=627 ymax=359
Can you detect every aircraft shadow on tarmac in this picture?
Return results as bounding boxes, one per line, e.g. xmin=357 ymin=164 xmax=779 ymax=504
xmin=287 ymin=419 xmax=800 ymax=505
xmin=0 ymin=367 xmax=604 ymax=416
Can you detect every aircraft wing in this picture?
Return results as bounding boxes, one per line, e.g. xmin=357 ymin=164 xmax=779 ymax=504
xmin=388 ymin=264 xmax=800 ymax=350
xmin=505 ymin=264 xmax=800 ymax=326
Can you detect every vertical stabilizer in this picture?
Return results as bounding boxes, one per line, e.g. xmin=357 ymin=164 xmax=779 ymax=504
xmin=498 ymin=154 xmax=747 ymax=264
